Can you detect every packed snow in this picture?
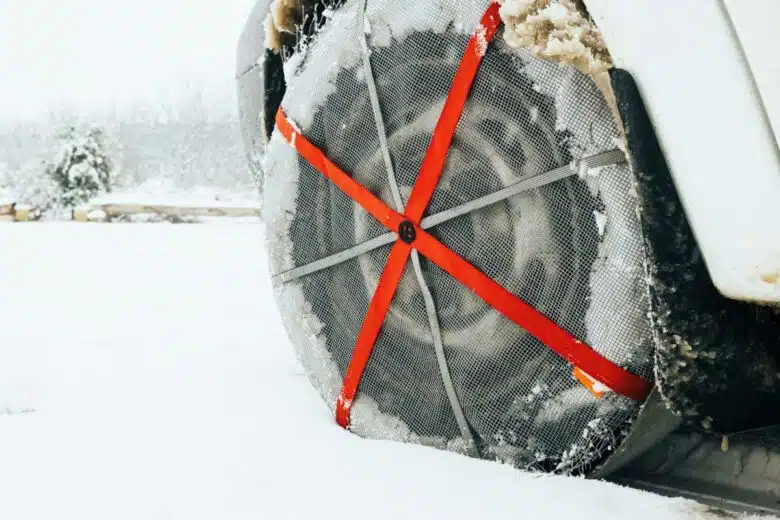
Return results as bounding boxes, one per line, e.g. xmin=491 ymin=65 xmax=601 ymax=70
xmin=499 ymin=0 xmax=612 ymax=76
xmin=0 ymin=222 xmax=770 ymax=520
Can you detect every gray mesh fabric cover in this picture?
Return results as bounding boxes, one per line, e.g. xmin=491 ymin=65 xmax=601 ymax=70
xmin=262 ymin=0 xmax=654 ymax=474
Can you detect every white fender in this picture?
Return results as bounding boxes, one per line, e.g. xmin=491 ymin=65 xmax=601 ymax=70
xmin=586 ymin=0 xmax=780 ymax=303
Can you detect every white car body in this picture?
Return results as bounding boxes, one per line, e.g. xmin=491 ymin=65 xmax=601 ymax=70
xmin=586 ymin=0 xmax=780 ymax=304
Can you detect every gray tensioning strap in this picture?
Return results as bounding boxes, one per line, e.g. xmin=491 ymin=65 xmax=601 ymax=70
xmin=358 ymin=0 xmax=479 ymax=455
xmin=274 ymin=148 xmax=626 ymax=284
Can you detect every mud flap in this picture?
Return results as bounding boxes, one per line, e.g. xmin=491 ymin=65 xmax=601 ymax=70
xmin=590 ymin=390 xmax=681 ymax=478
xmin=610 ymin=68 xmax=780 ymax=434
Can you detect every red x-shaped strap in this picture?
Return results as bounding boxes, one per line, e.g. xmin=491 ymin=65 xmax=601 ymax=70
xmin=275 ymin=2 xmax=652 ymax=429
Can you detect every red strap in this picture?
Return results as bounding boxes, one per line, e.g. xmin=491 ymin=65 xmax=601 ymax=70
xmin=413 ymin=226 xmax=653 ymax=401
xmin=275 ymin=109 xmax=406 ymax=231
xmin=336 ymin=241 xmax=412 ymax=427
xmin=404 ymin=2 xmax=502 ymax=223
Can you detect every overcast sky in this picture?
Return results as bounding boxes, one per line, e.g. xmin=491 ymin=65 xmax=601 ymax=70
xmin=0 ymin=0 xmax=257 ymax=122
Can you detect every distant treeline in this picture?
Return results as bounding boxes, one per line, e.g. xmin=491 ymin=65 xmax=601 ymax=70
xmin=0 ymin=112 xmax=252 ymax=192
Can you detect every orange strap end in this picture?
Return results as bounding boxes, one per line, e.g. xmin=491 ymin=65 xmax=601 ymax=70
xmin=573 ymin=367 xmax=607 ymax=399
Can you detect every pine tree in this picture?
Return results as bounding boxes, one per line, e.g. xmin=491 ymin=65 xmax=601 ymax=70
xmin=48 ymin=125 xmax=115 ymax=207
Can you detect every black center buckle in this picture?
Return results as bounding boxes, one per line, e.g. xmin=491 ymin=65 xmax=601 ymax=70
xmin=398 ymin=220 xmax=416 ymax=244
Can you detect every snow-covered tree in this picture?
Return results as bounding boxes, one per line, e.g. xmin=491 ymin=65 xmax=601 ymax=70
xmin=48 ymin=125 xmax=117 ymax=207
xmin=0 ymin=158 xmax=60 ymax=218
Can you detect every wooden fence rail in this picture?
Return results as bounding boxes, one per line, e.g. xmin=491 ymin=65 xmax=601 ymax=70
xmin=0 ymin=203 xmax=35 ymax=222
xmin=1 ymin=201 xmax=261 ymax=222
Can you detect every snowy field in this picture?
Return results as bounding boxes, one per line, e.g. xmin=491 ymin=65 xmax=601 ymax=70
xmin=0 ymin=223 xmax=762 ymax=519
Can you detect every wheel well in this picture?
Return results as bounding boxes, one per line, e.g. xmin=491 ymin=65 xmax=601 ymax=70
xmin=611 ymin=68 xmax=780 ymax=433
xmin=261 ymin=0 xmax=347 ymax=141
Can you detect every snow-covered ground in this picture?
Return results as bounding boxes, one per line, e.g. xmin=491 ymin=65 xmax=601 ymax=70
xmin=0 ymin=223 xmax=763 ymax=519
